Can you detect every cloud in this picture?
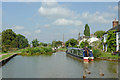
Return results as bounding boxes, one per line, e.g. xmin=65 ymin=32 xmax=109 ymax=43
xmin=35 ymin=29 xmax=41 ymax=33
xmin=44 ymin=24 xmax=50 ymax=27
xmin=53 ymin=18 xmax=83 ymax=26
xmin=38 ymin=1 xmax=116 ymax=26
xmin=23 ymin=31 xmax=31 ymax=35
xmin=13 ymin=26 xmax=24 ymax=30
xmin=38 ymin=1 xmax=78 ymax=19
xmin=35 ymin=24 xmax=50 ymax=28
xmin=108 ymin=5 xmax=118 ymax=11
xmin=82 ymin=11 xmax=115 ymax=24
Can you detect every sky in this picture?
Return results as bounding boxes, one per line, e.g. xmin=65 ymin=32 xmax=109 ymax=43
xmin=1 ymin=1 xmax=119 ymax=43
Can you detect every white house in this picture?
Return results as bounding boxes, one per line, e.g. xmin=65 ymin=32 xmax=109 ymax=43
xmin=103 ymin=19 xmax=120 ymax=52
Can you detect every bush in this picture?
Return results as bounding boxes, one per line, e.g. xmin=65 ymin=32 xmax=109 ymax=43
xmin=80 ymin=41 xmax=89 ymax=48
xmin=73 ymin=45 xmax=78 ymax=48
xmin=21 ymin=47 xmax=53 ymax=56
xmin=92 ymin=49 xmax=102 ymax=58
xmin=88 ymin=46 xmax=92 ymax=49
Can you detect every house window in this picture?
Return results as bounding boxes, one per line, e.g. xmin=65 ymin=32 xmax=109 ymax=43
xmin=118 ymin=32 xmax=120 ymax=51
xmin=118 ymin=32 xmax=120 ymax=41
xmin=104 ymin=34 xmax=108 ymax=43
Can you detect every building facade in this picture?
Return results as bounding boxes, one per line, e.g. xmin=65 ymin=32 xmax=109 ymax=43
xmin=103 ymin=19 xmax=120 ymax=52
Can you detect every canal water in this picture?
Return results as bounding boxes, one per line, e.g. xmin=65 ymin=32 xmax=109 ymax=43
xmin=2 ymin=52 xmax=118 ymax=78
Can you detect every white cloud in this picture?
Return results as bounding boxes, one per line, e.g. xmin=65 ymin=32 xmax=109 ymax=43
xmin=113 ymin=6 xmax=118 ymax=11
xmin=38 ymin=1 xmax=116 ymax=26
xmin=35 ymin=29 xmax=41 ymax=33
xmin=23 ymin=31 xmax=31 ymax=35
xmin=35 ymin=24 xmax=50 ymax=28
xmin=108 ymin=5 xmax=118 ymax=11
xmin=53 ymin=18 xmax=83 ymax=26
xmin=44 ymin=24 xmax=50 ymax=27
xmin=38 ymin=2 xmax=78 ymax=19
xmin=13 ymin=26 xmax=24 ymax=30
xmin=82 ymin=11 xmax=115 ymax=24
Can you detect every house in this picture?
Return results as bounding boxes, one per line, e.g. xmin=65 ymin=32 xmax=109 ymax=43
xmin=103 ymin=19 xmax=120 ymax=52
xmin=78 ymin=33 xmax=99 ymax=46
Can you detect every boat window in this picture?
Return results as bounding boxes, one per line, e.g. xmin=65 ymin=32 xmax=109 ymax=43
xmin=74 ymin=50 xmax=77 ymax=55
xmin=78 ymin=50 xmax=83 ymax=56
xmin=72 ymin=50 xmax=74 ymax=54
xmin=68 ymin=49 xmax=71 ymax=53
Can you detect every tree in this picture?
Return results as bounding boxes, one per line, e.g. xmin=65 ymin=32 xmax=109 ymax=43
xmin=2 ymin=29 xmax=29 ymax=52
xmin=56 ymin=41 xmax=62 ymax=47
xmin=65 ymin=38 xmax=78 ymax=47
xmin=32 ymin=39 xmax=39 ymax=47
xmin=84 ymin=24 xmax=90 ymax=36
xmin=52 ymin=40 xmax=62 ymax=48
xmin=52 ymin=40 xmax=57 ymax=48
xmin=39 ymin=42 xmax=48 ymax=47
xmin=106 ymin=30 xmax=116 ymax=52
xmin=2 ymin=29 xmax=17 ymax=48
xmin=94 ymin=31 xmax=105 ymax=38
xmin=16 ymin=34 xmax=28 ymax=49
xmin=80 ymin=40 xmax=89 ymax=48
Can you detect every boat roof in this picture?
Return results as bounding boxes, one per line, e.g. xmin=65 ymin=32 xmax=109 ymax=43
xmin=67 ymin=47 xmax=82 ymax=50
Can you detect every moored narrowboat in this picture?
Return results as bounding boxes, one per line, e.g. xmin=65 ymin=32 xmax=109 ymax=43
xmin=66 ymin=47 xmax=94 ymax=62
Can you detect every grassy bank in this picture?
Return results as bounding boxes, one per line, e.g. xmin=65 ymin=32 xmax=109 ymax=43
xmin=57 ymin=47 xmax=66 ymax=52
xmin=0 ymin=47 xmax=54 ymax=61
xmin=93 ymin=48 xmax=120 ymax=59
xmin=0 ymin=54 xmax=14 ymax=61
xmin=18 ymin=47 xmax=54 ymax=56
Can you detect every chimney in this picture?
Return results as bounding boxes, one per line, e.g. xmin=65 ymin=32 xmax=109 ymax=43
xmin=112 ymin=18 xmax=119 ymax=28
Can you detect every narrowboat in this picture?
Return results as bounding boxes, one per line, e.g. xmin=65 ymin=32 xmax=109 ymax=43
xmin=66 ymin=47 xmax=94 ymax=62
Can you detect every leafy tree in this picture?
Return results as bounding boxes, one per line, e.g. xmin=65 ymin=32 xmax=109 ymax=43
xmin=84 ymin=24 xmax=90 ymax=36
xmin=94 ymin=31 xmax=105 ymax=38
xmin=56 ymin=41 xmax=62 ymax=47
xmin=65 ymin=38 xmax=78 ymax=47
xmin=39 ymin=42 xmax=48 ymax=47
xmin=2 ymin=29 xmax=29 ymax=52
xmin=32 ymin=39 xmax=39 ymax=47
xmin=52 ymin=40 xmax=62 ymax=48
xmin=16 ymin=34 xmax=28 ymax=49
xmin=106 ymin=30 xmax=116 ymax=52
xmin=80 ymin=40 xmax=89 ymax=48
xmin=2 ymin=29 xmax=17 ymax=48
xmin=52 ymin=40 xmax=57 ymax=48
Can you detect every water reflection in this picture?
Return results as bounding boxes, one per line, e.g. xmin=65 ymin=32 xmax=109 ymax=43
xmin=2 ymin=52 xmax=118 ymax=78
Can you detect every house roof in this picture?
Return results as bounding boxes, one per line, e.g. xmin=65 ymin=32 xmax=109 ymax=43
xmin=87 ymin=37 xmax=99 ymax=43
xmin=105 ymin=24 xmax=120 ymax=34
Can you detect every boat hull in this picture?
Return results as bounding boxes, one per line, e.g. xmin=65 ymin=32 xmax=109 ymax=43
xmin=66 ymin=52 xmax=94 ymax=62
xmin=84 ymin=57 xmax=94 ymax=62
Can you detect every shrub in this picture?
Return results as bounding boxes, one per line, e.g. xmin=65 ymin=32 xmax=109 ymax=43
xmin=92 ymin=49 xmax=101 ymax=58
xmin=21 ymin=47 xmax=53 ymax=56
xmin=80 ymin=41 xmax=89 ymax=48
xmin=88 ymin=46 xmax=92 ymax=49
xmin=73 ymin=45 xmax=78 ymax=48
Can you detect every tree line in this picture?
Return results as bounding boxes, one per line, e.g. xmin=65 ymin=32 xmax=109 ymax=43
xmin=2 ymin=29 xmax=29 ymax=52
xmin=2 ymin=23 xmax=115 ymax=53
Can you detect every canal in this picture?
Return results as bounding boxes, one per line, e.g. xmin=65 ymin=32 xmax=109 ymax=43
xmin=2 ymin=52 xmax=118 ymax=78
